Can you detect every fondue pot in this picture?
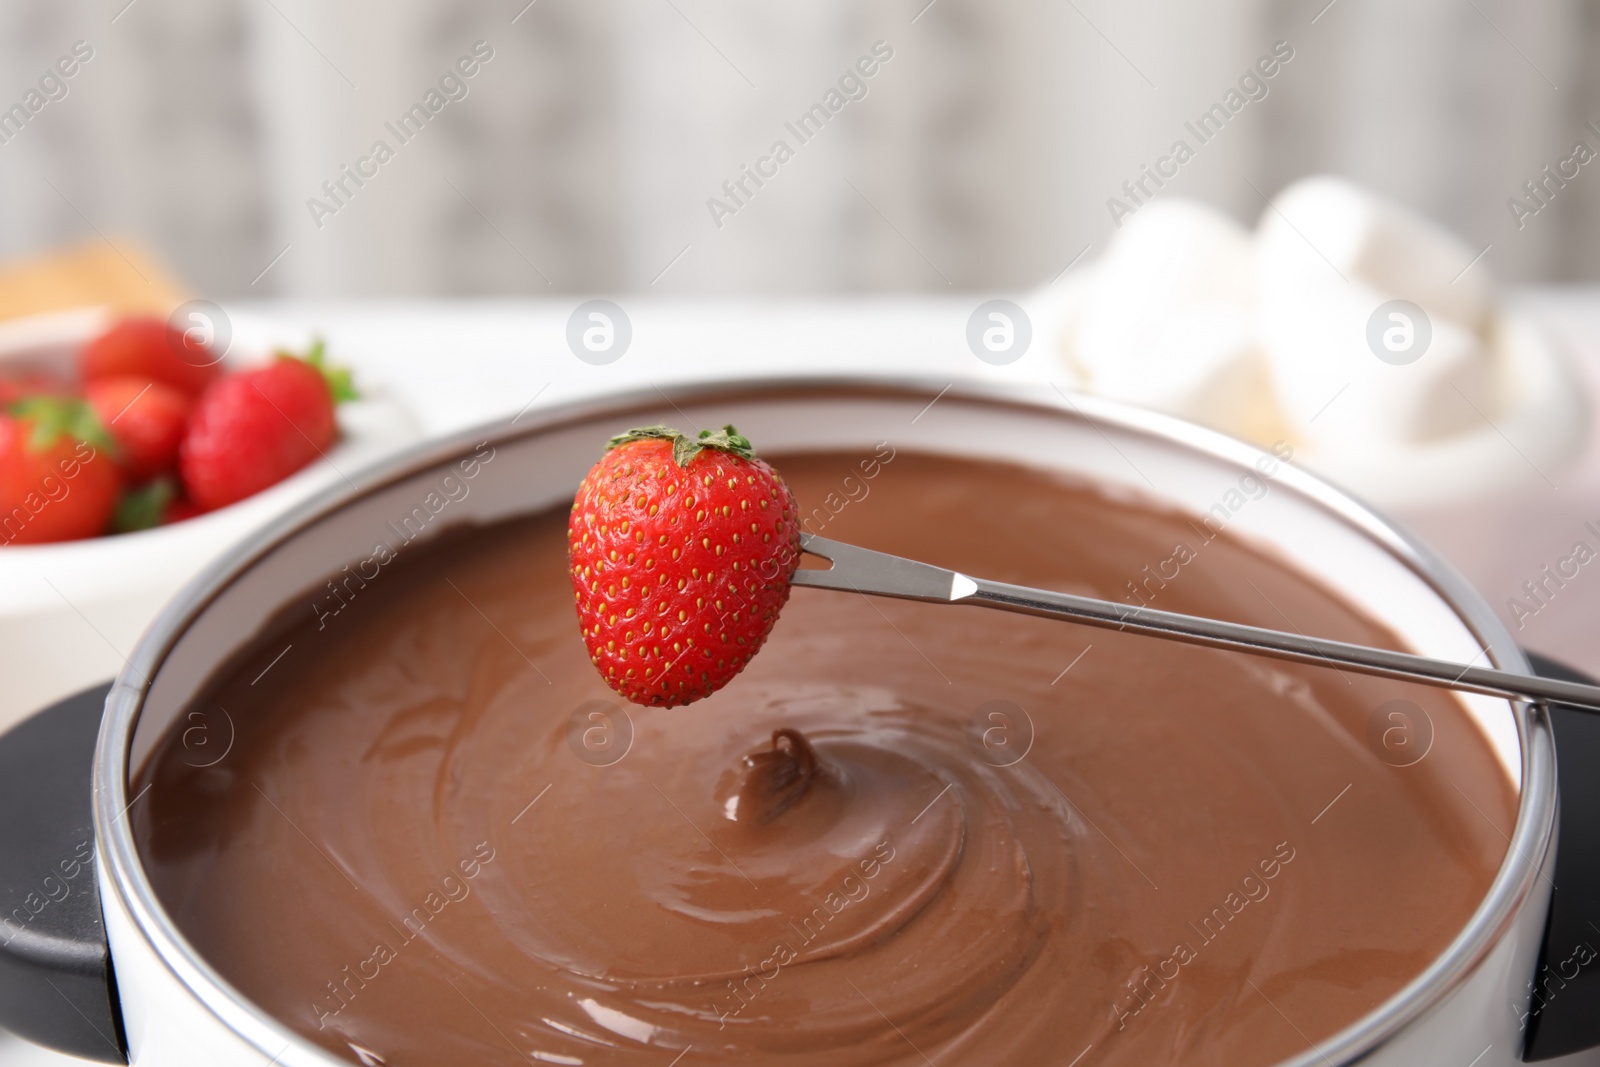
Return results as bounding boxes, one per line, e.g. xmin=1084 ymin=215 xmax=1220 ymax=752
xmin=2 ymin=379 xmax=1599 ymax=1066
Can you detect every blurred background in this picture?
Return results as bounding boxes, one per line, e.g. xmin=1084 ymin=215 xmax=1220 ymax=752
xmin=1 ymin=0 xmax=1598 ymax=297
xmin=4 ymin=4 xmax=1600 ymax=1063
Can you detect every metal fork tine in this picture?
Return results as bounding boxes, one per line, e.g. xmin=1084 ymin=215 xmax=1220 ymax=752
xmin=794 ymin=534 xmax=964 ymax=601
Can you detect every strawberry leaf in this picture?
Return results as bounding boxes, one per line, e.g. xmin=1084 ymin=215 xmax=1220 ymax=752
xmin=604 ymin=425 xmax=676 ymax=449
xmin=605 ymin=424 xmax=757 ymax=467
xmin=9 ymin=396 xmax=117 ymax=455
xmin=278 ymin=337 xmax=359 ymax=403
xmin=693 ymin=424 xmax=755 ymax=457
xmin=112 ymin=478 xmax=177 ymax=533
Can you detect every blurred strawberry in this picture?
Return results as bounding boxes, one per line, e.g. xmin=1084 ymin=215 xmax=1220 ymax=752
xmin=178 ymin=342 xmax=353 ymax=513
xmin=85 ymin=376 xmax=191 ymax=481
xmin=161 ymin=494 xmax=204 ymax=525
xmin=0 ymin=398 xmax=121 ymax=544
xmin=80 ymin=316 xmax=221 ymax=398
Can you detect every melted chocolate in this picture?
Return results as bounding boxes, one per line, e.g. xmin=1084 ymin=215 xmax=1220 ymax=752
xmin=133 ymin=452 xmax=1514 ymax=1066
xmin=731 ymin=730 xmax=825 ymax=825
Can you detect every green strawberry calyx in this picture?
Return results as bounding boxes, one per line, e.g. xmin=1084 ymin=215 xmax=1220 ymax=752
xmin=605 ymin=424 xmax=757 ymax=467
xmin=277 ymin=338 xmax=358 ymax=404
xmin=112 ymin=477 xmax=177 ymax=533
xmin=6 ymin=395 xmax=116 ymax=455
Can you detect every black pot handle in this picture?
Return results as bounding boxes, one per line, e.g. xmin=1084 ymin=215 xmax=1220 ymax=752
xmin=1522 ymin=653 xmax=1600 ymax=1061
xmin=0 ymin=682 xmax=125 ymax=1063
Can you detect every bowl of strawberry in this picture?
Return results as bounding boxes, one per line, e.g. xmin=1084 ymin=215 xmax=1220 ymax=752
xmin=4 ymin=318 xmax=360 ymax=542
xmin=0 ymin=312 xmax=419 ymax=728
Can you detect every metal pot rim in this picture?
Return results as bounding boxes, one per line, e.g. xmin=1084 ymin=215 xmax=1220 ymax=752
xmin=91 ymin=374 xmax=1555 ymax=1067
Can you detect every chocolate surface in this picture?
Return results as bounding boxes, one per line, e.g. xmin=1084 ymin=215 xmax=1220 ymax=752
xmin=134 ymin=451 xmax=1514 ymax=1066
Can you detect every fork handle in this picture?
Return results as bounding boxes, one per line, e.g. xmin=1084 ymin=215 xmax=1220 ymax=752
xmin=791 ymin=533 xmax=1600 ymax=712
xmin=963 ymin=575 xmax=1600 ymax=711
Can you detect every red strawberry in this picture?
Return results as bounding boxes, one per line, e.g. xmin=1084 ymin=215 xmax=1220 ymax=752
xmin=0 ymin=398 xmax=122 ymax=545
xmin=161 ymin=494 xmax=204 ymax=525
xmin=568 ymin=425 xmax=801 ymax=707
xmin=85 ymin=376 xmax=191 ymax=481
xmin=80 ymin=316 xmax=221 ymax=398
xmin=178 ymin=342 xmax=353 ymax=513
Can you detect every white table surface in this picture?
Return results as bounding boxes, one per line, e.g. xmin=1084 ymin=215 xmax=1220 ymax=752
xmin=4 ymin=288 xmax=1599 ymax=1063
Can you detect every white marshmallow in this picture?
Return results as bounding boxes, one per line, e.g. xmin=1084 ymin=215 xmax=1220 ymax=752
xmin=1255 ymin=178 xmax=1502 ymax=448
xmin=1066 ymin=199 xmax=1260 ymax=421
xmin=1256 ymin=274 xmax=1497 ymax=447
xmin=1257 ymin=176 xmax=1491 ymax=330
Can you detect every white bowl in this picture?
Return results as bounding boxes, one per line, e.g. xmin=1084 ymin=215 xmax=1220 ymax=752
xmin=0 ymin=307 xmax=422 ymax=729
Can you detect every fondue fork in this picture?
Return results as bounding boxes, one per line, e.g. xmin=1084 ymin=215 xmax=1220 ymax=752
xmin=791 ymin=533 xmax=1600 ymax=713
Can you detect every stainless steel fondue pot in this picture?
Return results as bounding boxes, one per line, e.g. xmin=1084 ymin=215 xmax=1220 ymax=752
xmin=1 ymin=378 xmax=1597 ymax=1066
